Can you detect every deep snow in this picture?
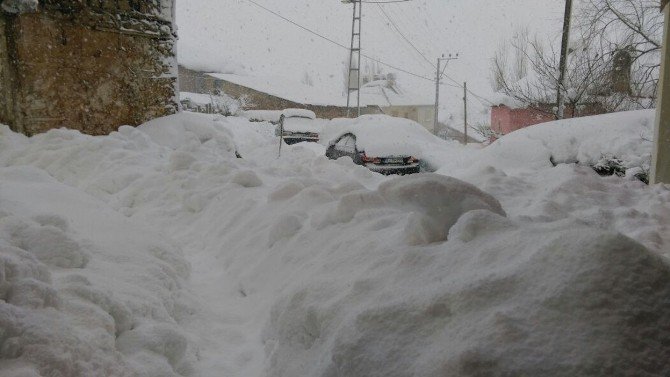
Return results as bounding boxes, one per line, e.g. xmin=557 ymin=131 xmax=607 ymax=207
xmin=1 ymin=110 xmax=669 ymax=376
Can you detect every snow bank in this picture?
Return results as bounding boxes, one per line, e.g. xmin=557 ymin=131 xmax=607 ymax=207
xmin=264 ymin=214 xmax=670 ymax=376
xmin=139 ymin=112 xmax=238 ymax=154
xmin=1 ymin=109 xmax=669 ymax=377
xmin=466 ymin=109 xmax=654 ymax=175
xmin=0 ymin=167 xmax=196 ymax=377
xmin=241 ymin=110 xmax=283 ymax=123
xmin=320 ymin=174 xmax=506 ymax=245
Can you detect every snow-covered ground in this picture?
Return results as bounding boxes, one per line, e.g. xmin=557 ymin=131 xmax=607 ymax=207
xmin=1 ymin=110 xmax=669 ymax=376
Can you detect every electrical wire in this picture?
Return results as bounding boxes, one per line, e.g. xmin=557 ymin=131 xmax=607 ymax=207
xmin=376 ymin=4 xmax=435 ymax=70
xmin=244 ymin=0 xmax=498 ymax=106
xmin=244 ymin=0 xmax=436 ymax=83
xmin=375 ymin=3 xmax=496 ymax=105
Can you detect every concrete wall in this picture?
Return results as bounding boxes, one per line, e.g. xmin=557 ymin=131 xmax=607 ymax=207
xmin=383 ymin=105 xmax=436 ymax=133
xmin=1 ymin=1 xmax=178 ymax=136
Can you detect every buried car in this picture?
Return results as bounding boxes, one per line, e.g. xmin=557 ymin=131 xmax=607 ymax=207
xmin=275 ymin=109 xmax=320 ymax=145
xmin=325 ymin=132 xmax=420 ymax=175
xmin=322 ymin=115 xmax=449 ymax=175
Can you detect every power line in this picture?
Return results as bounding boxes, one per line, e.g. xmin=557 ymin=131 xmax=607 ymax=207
xmin=244 ymin=0 xmax=498 ymax=106
xmin=244 ymin=0 xmax=435 ymax=83
xmin=376 ymin=4 xmax=435 ymax=70
xmin=374 ymin=2 xmax=496 ymax=105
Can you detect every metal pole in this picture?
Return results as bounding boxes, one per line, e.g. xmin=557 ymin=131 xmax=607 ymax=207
xmin=434 ymin=58 xmax=441 ymax=134
xmin=463 ymin=81 xmax=468 ymax=145
xmin=346 ymin=1 xmax=356 ymax=117
xmin=357 ymin=1 xmax=362 ymax=117
xmin=651 ymin=3 xmax=670 ymax=184
xmin=556 ymin=0 xmax=573 ymax=120
xmin=345 ymin=0 xmax=362 ymax=118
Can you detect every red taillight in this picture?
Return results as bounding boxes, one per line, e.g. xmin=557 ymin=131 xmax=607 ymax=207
xmin=408 ymin=156 xmax=419 ymax=163
xmin=361 ymin=154 xmax=382 ymax=164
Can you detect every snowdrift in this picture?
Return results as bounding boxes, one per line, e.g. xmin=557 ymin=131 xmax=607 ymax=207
xmin=1 ymin=111 xmax=669 ymax=377
xmin=0 ymin=167 xmax=196 ymax=377
xmin=465 ymin=109 xmax=654 ymax=175
xmin=264 ymin=214 xmax=670 ymax=377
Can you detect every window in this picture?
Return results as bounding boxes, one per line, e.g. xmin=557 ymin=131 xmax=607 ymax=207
xmin=336 ymin=135 xmax=356 ymax=154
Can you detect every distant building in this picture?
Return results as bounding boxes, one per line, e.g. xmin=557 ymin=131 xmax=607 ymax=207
xmin=178 ymin=66 xmax=436 ymax=133
xmin=489 ymin=44 xmax=643 ymax=136
xmin=490 ymin=103 xmax=606 ymax=136
xmin=0 ymin=0 xmax=178 ymax=136
xmin=490 ymin=105 xmax=556 ymax=135
xmin=355 ymin=74 xmax=436 ymax=133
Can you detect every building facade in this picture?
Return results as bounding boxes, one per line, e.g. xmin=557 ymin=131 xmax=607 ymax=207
xmin=0 ymin=0 xmax=178 ymax=136
xmin=491 ymin=103 xmax=607 ymax=136
xmin=384 ymin=105 xmax=435 ymax=133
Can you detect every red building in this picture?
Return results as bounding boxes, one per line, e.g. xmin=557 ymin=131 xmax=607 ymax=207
xmin=490 ymin=103 xmax=607 ymax=137
xmin=490 ymin=105 xmax=555 ymax=135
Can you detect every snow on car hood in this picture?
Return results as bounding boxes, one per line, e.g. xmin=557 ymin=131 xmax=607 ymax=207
xmin=282 ymin=108 xmax=316 ymax=119
xmin=281 ymin=117 xmax=323 ymax=133
xmin=323 ymin=115 xmax=444 ymax=157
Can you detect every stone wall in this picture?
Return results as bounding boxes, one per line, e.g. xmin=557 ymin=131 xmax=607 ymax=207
xmin=0 ymin=0 xmax=178 ymax=136
xmin=0 ymin=15 xmax=14 ymax=130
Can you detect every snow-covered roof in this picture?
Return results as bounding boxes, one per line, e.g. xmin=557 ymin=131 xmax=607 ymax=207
xmin=354 ymin=79 xmax=435 ymax=107
xmin=207 ymin=73 xmax=347 ymax=107
xmin=180 ymin=92 xmax=217 ymax=106
xmin=206 ymin=73 xmax=432 ymax=108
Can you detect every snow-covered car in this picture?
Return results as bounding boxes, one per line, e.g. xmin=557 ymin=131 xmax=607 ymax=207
xmin=323 ymin=115 xmax=439 ymax=175
xmin=326 ymin=132 xmax=420 ymax=175
xmin=275 ymin=109 xmax=320 ymax=145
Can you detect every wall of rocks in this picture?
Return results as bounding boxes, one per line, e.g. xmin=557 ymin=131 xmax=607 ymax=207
xmin=0 ymin=0 xmax=178 ymax=136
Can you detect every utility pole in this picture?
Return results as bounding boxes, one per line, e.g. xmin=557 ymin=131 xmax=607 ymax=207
xmin=344 ymin=0 xmax=362 ymax=118
xmin=651 ymin=0 xmax=670 ymax=184
xmin=434 ymin=54 xmax=458 ymax=134
xmin=463 ymin=81 xmax=468 ymax=145
xmin=434 ymin=58 xmax=442 ymax=134
xmin=556 ymin=0 xmax=573 ymax=120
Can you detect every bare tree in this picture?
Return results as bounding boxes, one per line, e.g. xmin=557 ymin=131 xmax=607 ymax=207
xmin=491 ymin=31 xmax=610 ymax=118
xmin=491 ymin=0 xmax=663 ymax=118
xmin=578 ymin=0 xmax=663 ymax=103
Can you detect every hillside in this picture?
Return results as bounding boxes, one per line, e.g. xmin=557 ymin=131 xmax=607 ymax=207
xmin=176 ymin=0 xmax=564 ymax=126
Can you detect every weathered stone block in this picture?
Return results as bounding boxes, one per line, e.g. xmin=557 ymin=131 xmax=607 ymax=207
xmin=0 ymin=0 xmax=178 ymax=136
